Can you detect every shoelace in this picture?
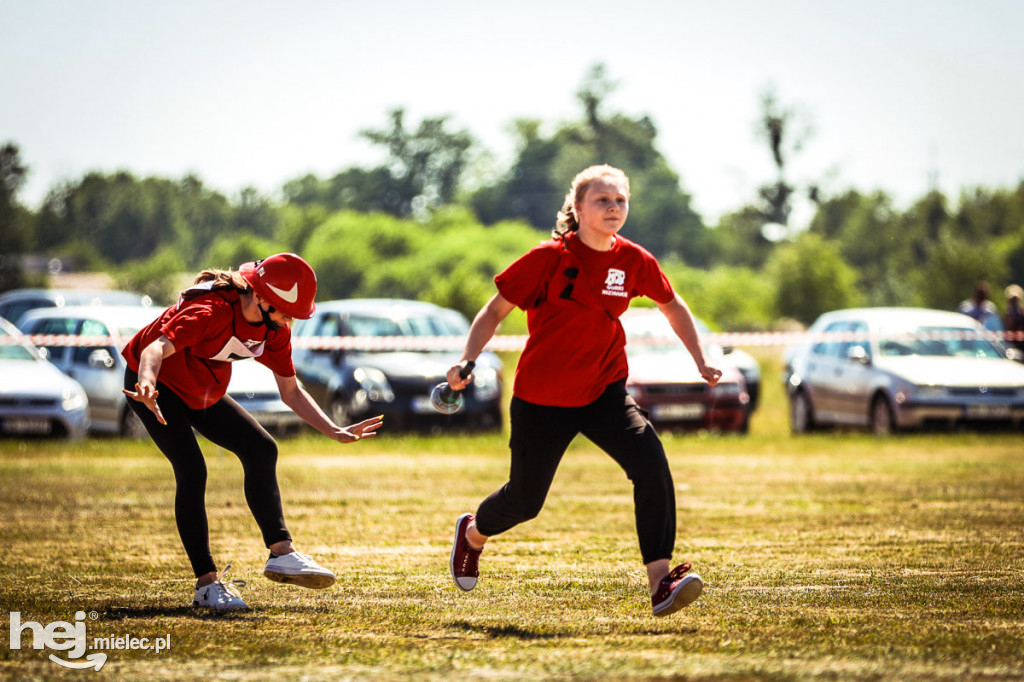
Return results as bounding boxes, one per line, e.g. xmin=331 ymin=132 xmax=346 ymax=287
xmin=664 ymin=561 xmax=692 ymax=584
xmin=216 ymin=563 xmax=248 ymax=599
xmin=459 ymin=540 xmax=482 ymax=574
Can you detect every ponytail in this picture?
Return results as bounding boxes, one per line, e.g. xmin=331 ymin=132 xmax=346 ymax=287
xmin=181 ymin=269 xmax=250 ymax=301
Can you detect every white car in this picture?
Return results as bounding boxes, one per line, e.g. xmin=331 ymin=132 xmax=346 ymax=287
xmin=0 ymin=316 xmax=89 ymax=440
xmin=783 ymin=307 xmax=1024 ymax=435
xmin=19 ymin=305 xmax=304 ymax=437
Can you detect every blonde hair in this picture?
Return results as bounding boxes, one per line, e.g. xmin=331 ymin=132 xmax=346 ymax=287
xmin=553 ymin=164 xmax=631 ymax=238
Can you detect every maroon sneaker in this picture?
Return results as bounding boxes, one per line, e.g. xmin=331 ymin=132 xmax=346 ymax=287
xmin=450 ymin=513 xmax=483 ymax=591
xmin=651 ymin=562 xmax=703 ymax=617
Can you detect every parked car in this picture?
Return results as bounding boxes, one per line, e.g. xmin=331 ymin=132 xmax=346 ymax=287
xmin=0 ymin=288 xmax=153 ymax=330
xmin=0 ymin=316 xmax=89 ymax=439
xmin=18 ymin=305 xmax=304 ymax=437
xmin=620 ymin=308 xmax=752 ymax=433
xmin=291 ymin=299 xmax=503 ymax=430
xmin=226 ymin=360 xmax=306 ymax=436
xmin=783 ymin=307 xmax=1024 ymax=435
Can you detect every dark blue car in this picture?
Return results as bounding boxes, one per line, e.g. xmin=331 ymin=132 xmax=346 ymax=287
xmin=291 ymin=299 xmax=503 ymax=431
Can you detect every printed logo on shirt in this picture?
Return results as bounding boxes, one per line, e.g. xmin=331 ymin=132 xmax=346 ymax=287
xmin=603 ymin=268 xmax=628 ymax=298
xmin=208 ymin=336 xmax=265 ymax=362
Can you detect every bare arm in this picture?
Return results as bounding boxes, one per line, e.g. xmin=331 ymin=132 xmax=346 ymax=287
xmin=446 ymin=293 xmax=516 ymax=390
xmin=275 ymin=372 xmax=383 ymax=443
xmin=656 ymin=294 xmax=722 ymax=386
xmin=122 ymin=335 xmax=177 ymax=425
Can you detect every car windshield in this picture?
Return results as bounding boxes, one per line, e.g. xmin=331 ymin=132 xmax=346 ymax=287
xmin=877 ymin=325 xmax=1004 ymax=359
xmin=0 ymin=326 xmax=38 ymax=361
xmin=345 ymin=313 xmax=467 ymax=337
xmin=623 ymin=313 xmax=709 ymax=350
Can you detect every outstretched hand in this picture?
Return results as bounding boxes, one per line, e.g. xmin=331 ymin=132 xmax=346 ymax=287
xmin=335 ymin=415 xmax=384 ymax=443
xmin=122 ymin=382 xmax=166 ymax=425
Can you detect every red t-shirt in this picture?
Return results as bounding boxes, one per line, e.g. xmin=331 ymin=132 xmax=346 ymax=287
xmin=123 ymin=287 xmax=295 ymax=409
xmin=495 ymin=232 xmax=675 ymax=407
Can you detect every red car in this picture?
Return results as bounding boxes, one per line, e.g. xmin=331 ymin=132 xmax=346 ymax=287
xmin=622 ymin=310 xmax=751 ymax=434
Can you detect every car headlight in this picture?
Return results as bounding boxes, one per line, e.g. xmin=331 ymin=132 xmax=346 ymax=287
xmin=353 ymin=367 xmax=394 ymax=404
xmin=471 ymin=366 xmax=501 ymax=402
xmin=62 ymin=387 xmax=86 ymax=412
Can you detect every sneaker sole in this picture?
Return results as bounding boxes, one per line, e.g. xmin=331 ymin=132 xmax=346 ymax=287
xmin=264 ymin=570 xmax=336 ymax=590
xmin=652 ymin=574 xmax=703 ymax=617
xmin=192 ymin=600 xmax=250 ymax=611
xmin=450 ymin=513 xmax=477 ymax=591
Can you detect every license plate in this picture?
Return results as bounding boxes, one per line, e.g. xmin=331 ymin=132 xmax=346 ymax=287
xmin=651 ymin=403 xmax=705 ymax=420
xmin=965 ymin=404 xmax=1012 ymax=419
xmin=1 ymin=417 xmax=53 ymax=435
xmin=411 ymin=396 xmax=436 ymax=414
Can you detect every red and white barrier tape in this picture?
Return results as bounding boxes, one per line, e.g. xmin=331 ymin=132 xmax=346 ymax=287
xmin=3 ymin=330 xmax=1023 ymax=351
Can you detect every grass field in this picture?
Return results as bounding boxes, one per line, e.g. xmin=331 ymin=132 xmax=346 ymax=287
xmin=2 ymin=351 xmax=1023 ymax=680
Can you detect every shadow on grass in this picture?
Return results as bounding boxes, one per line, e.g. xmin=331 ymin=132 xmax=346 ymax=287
xmin=448 ymin=619 xmax=696 ymax=639
xmin=101 ymin=605 xmax=260 ymax=621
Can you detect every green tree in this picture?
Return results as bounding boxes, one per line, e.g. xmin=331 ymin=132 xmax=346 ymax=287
xmin=360 ymin=109 xmax=474 ymax=218
xmin=0 ymin=142 xmax=34 ymax=292
xmin=34 ymin=172 xmax=194 ymax=264
xmin=114 ymin=245 xmax=189 ymax=305
xmin=767 ymin=233 xmax=863 ymax=325
xmin=202 ymin=233 xmax=288 ymax=270
xmin=807 ymin=190 xmax=914 ymax=306
xmin=469 ymin=64 xmax=708 ymax=264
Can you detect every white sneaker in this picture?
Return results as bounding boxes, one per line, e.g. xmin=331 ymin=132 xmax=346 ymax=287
xmin=193 ymin=565 xmax=249 ymax=611
xmin=264 ymin=551 xmax=337 ymax=589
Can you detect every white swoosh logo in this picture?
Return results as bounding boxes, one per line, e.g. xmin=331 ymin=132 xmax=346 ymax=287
xmin=266 ymin=282 xmax=299 ymax=303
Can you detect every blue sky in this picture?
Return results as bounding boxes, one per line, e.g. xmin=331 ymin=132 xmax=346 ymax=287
xmin=3 ymin=0 xmax=1023 ymax=225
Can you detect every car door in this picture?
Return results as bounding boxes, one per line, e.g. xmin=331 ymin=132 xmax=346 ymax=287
xmin=804 ymin=321 xmax=850 ymax=422
xmin=292 ymin=312 xmax=343 ymax=409
xmin=66 ymin=317 xmax=122 ymax=430
xmin=830 ymin=320 xmax=874 ymax=426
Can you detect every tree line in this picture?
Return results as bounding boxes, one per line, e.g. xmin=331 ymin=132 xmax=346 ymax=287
xmin=2 ymin=65 xmax=1022 ymax=331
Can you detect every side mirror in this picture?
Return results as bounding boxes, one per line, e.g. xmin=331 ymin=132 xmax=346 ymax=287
xmin=88 ymin=348 xmax=116 ymax=370
xmin=846 ymin=345 xmax=870 ymax=365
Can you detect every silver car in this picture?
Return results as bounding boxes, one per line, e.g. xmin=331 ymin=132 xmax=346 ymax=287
xmin=784 ymin=307 xmax=1024 ymax=435
xmin=0 ymin=316 xmax=90 ymax=440
xmin=0 ymin=288 xmax=152 ymax=329
xmin=19 ymin=305 xmax=304 ymax=437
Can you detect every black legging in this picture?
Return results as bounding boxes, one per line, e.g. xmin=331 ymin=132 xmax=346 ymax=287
xmin=124 ymin=368 xmax=291 ymax=578
xmin=474 ymin=380 xmax=676 ymax=565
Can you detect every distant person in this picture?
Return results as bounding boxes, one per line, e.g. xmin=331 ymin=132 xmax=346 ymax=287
xmin=445 ymin=164 xmax=721 ymax=617
xmin=1004 ymin=284 xmax=1024 ymax=356
xmin=958 ymin=281 xmax=1003 ymax=332
xmin=123 ymin=253 xmax=383 ymax=611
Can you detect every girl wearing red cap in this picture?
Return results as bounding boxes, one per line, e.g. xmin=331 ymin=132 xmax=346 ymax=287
xmin=123 ymin=253 xmax=383 ymax=611
xmin=446 ymin=166 xmax=721 ymax=617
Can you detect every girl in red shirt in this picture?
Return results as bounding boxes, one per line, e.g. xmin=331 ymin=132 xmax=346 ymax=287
xmin=123 ymin=253 xmax=382 ymax=611
xmin=446 ymin=166 xmax=721 ymax=617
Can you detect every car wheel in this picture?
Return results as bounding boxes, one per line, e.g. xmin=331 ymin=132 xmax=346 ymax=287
xmin=737 ymin=410 xmax=751 ymax=435
xmin=870 ymin=395 xmax=896 ymax=436
xmin=791 ymin=391 xmax=815 ymax=434
xmin=121 ymin=408 xmax=149 ymax=439
xmin=330 ymin=396 xmax=350 ymax=426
